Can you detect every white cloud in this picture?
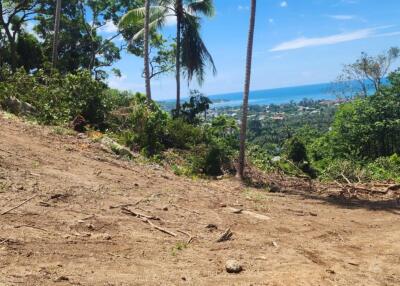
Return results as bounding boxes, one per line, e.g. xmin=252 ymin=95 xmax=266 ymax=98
xmin=165 ymin=14 xmax=177 ymax=26
xmin=100 ymin=20 xmax=118 ymax=34
xmin=238 ymin=5 xmax=249 ymax=11
xmin=280 ymin=1 xmax=288 ymax=8
xmin=327 ymin=14 xmax=355 ymax=20
xmin=268 ymin=18 xmax=275 ymax=24
xmin=270 ymin=26 xmax=399 ymax=52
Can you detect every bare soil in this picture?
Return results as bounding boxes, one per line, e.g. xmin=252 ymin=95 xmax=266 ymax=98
xmin=0 ymin=113 xmax=399 ymax=286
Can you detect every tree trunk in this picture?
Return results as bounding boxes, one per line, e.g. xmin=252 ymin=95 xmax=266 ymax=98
xmin=238 ymin=0 xmax=256 ymax=180
xmin=8 ymin=37 xmax=17 ymax=72
xmin=52 ymin=0 xmax=62 ymax=69
xmin=143 ymin=0 xmax=152 ymax=100
xmin=175 ymin=0 xmax=183 ymax=115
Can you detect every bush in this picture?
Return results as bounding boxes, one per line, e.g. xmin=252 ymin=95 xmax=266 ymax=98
xmin=111 ymin=93 xmax=168 ymax=156
xmin=0 ymin=67 xmax=117 ymax=128
xmin=202 ymin=116 xmax=240 ymax=176
xmin=366 ymin=154 xmax=400 ymax=182
xmin=165 ymin=118 xmax=204 ymax=149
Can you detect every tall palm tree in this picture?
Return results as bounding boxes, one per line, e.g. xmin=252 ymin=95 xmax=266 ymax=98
xmin=119 ymin=0 xmax=216 ymax=113
xmin=52 ymin=0 xmax=62 ymax=68
xmin=238 ymin=0 xmax=256 ymax=180
xmin=144 ymin=0 xmax=152 ymax=100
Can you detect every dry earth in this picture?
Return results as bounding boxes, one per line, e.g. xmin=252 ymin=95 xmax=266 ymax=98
xmin=0 ymin=112 xmax=399 ymax=286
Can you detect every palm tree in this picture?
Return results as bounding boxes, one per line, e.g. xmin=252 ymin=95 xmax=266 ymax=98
xmin=119 ymin=0 xmax=216 ymax=113
xmin=144 ymin=0 xmax=152 ymax=100
xmin=238 ymin=0 xmax=256 ymax=180
xmin=52 ymin=0 xmax=62 ymax=68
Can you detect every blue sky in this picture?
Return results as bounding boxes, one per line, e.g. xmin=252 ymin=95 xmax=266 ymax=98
xmin=106 ymin=0 xmax=400 ymax=100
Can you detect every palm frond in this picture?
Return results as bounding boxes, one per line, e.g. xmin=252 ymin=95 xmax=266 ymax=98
xmin=181 ymin=14 xmax=216 ymax=84
xmin=119 ymin=6 xmax=169 ymax=40
xmin=186 ymin=0 xmax=215 ymax=17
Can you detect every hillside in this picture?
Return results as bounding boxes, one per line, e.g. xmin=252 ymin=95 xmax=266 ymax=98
xmin=0 ymin=112 xmax=399 ymax=286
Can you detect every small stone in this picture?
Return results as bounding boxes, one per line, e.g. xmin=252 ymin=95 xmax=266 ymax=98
xmin=55 ymin=276 xmax=69 ymax=282
xmin=206 ymin=224 xmax=218 ymax=230
xmin=86 ymin=224 xmax=95 ymax=230
xmin=225 ymin=260 xmax=243 ymax=273
xmin=162 ymin=206 xmax=169 ymax=211
xmin=103 ymin=233 xmax=112 ymax=240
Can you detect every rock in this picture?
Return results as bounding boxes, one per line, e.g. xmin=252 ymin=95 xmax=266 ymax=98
xmin=86 ymin=224 xmax=95 ymax=230
xmin=55 ymin=276 xmax=69 ymax=282
xmin=162 ymin=206 xmax=169 ymax=211
xmin=77 ymin=133 xmax=87 ymax=139
xmin=1 ymin=96 xmax=36 ymax=116
xmin=205 ymin=224 xmax=218 ymax=230
xmin=225 ymin=260 xmax=243 ymax=273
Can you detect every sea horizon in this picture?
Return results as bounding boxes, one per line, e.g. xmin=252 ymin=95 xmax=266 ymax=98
xmin=159 ymin=81 xmax=341 ymax=108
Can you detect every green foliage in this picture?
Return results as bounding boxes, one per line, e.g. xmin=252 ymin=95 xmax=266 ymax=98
xmin=321 ymin=87 xmax=400 ymax=160
xmin=282 ymin=136 xmax=316 ymax=178
xmin=284 ymin=137 xmax=308 ymax=164
xmin=113 ymin=93 xmax=168 ymax=156
xmin=162 ymin=115 xmax=240 ymax=176
xmin=366 ymin=154 xmax=400 ymax=182
xmin=202 ymin=116 xmax=239 ymax=175
xmin=0 ymin=67 xmax=119 ymax=127
xmin=177 ymin=90 xmax=212 ymax=124
xmin=165 ymin=118 xmax=203 ymax=149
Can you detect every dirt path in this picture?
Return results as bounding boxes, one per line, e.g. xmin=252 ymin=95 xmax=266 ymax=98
xmin=0 ymin=113 xmax=399 ymax=286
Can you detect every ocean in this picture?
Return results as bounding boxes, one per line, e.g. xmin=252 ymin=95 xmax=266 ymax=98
xmin=208 ymin=82 xmax=336 ymax=108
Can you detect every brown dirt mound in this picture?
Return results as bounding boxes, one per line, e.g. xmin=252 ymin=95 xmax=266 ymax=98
xmin=0 ymin=113 xmax=399 ymax=286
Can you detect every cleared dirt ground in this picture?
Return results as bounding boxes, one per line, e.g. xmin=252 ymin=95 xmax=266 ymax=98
xmin=0 ymin=112 xmax=399 ymax=286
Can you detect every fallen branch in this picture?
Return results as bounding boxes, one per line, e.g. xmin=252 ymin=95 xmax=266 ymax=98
xmin=142 ymin=218 xmax=177 ymax=237
xmin=121 ymin=207 xmax=160 ymax=220
xmin=14 ymin=224 xmax=48 ymax=232
xmin=171 ymin=204 xmax=201 ymax=215
xmin=110 ymin=203 xmax=134 ymax=209
xmin=228 ymin=207 xmax=271 ymax=220
xmin=177 ymin=230 xmax=194 ymax=244
xmin=216 ymin=228 xmax=233 ymax=243
xmin=121 ymin=207 xmax=176 ymax=237
xmin=1 ymin=194 xmax=37 ymax=215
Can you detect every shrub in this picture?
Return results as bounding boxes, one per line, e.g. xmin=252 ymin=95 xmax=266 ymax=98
xmin=0 ymin=67 xmax=116 ymax=128
xmin=202 ymin=116 xmax=240 ymax=176
xmin=366 ymin=154 xmax=400 ymax=182
xmin=165 ymin=118 xmax=204 ymax=149
xmin=112 ymin=93 xmax=168 ymax=156
xmin=318 ymin=159 xmax=366 ymax=183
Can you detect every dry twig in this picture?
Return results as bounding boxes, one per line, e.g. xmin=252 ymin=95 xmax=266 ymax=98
xmin=1 ymin=194 xmax=38 ymax=215
xmin=177 ymin=230 xmax=194 ymax=244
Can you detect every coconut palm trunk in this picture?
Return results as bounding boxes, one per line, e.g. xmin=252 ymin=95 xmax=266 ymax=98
xmin=52 ymin=0 xmax=62 ymax=69
xmin=144 ymin=0 xmax=152 ymax=100
xmin=175 ymin=0 xmax=183 ymax=115
xmin=238 ymin=0 xmax=256 ymax=179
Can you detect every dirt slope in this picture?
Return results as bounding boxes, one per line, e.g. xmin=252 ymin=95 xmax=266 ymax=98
xmin=0 ymin=113 xmax=399 ymax=286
